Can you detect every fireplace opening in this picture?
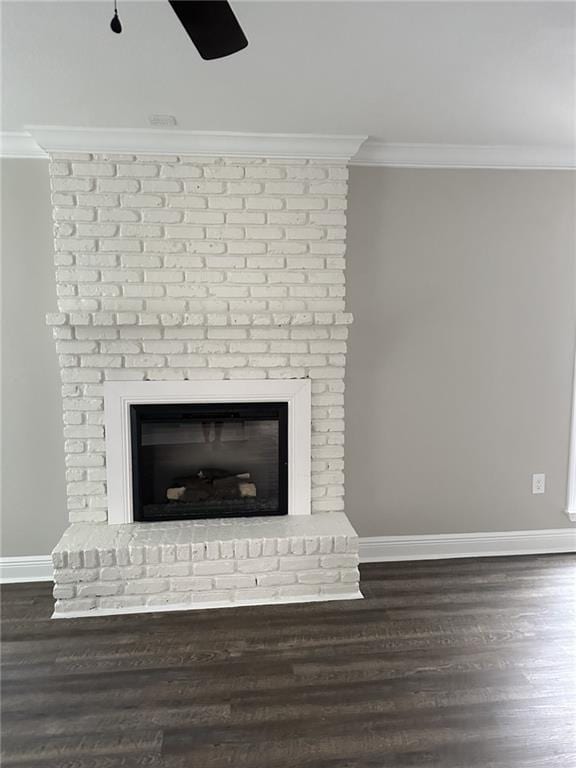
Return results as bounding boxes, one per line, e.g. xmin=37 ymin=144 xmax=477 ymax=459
xmin=130 ymin=402 xmax=288 ymax=522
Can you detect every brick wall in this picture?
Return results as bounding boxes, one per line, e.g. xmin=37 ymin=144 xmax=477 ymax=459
xmin=46 ymin=153 xmax=352 ymax=524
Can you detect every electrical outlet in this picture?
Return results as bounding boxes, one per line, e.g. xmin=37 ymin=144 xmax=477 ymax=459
xmin=532 ymin=473 xmax=546 ymax=494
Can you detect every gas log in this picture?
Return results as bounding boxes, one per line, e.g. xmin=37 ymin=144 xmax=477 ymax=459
xmin=166 ymin=469 xmax=257 ymax=503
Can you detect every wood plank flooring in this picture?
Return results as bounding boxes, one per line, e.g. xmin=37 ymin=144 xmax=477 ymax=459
xmin=2 ymin=554 xmax=575 ymax=767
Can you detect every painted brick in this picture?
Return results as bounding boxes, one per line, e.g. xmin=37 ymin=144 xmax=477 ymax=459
xmin=214 ymin=574 xmax=256 ymax=590
xmin=122 ymin=194 xmax=163 ymax=207
xmin=48 ymin=154 xmax=355 ymax=603
xmin=143 ymin=209 xmax=184 ymax=223
xmin=256 ymin=572 xmax=296 ymax=587
xmin=117 ymin=164 xmax=159 ymax=177
xmin=54 ymin=598 xmax=97 ymax=613
xmin=244 ymin=166 xmax=285 ymax=179
xmin=193 ymin=590 xmax=231 ymax=603
xmin=321 ymin=554 xmax=358 ymax=568
xmin=98 ymin=179 xmax=140 ymax=193
xmin=124 ymin=580 xmax=168 ymax=594
xmin=53 ymin=585 xmax=75 ymax=599
xmin=280 ymin=556 xmax=320 ymax=571
xmin=298 ymin=570 xmax=339 ymax=584
xmin=150 ymin=561 xmax=194 ymax=579
xmin=190 ymin=542 xmax=206 ymax=562
xmin=100 ymin=208 xmax=140 ymax=221
xmin=237 ymin=557 xmax=279 ymax=573
xmin=193 ymin=560 xmax=235 ymax=576
xmin=172 ymin=577 xmax=213 ymax=592
xmin=77 ymin=582 xmax=122 ymax=597
xmin=161 ymin=164 xmax=203 ymax=179
xmin=235 ymin=587 xmax=279 ymax=601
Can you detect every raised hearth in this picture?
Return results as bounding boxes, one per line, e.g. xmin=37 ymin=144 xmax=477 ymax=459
xmin=52 ymin=512 xmax=361 ymax=617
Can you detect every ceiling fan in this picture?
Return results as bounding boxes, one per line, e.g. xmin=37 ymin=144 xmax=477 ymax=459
xmin=110 ymin=0 xmax=248 ymax=60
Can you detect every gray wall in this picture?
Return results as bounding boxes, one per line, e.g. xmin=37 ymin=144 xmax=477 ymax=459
xmin=1 ymin=160 xmax=574 ymax=555
xmin=346 ymin=167 xmax=575 ymax=537
xmin=1 ymin=159 xmax=67 ymax=556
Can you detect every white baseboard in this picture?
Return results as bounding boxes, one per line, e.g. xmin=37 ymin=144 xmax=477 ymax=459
xmin=359 ymin=528 xmax=576 ymax=563
xmin=2 ymin=529 xmax=575 ymax=583
xmin=0 ymin=556 xmax=53 ymax=583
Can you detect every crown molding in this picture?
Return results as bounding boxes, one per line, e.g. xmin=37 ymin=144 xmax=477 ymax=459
xmin=22 ymin=126 xmax=367 ymax=162
xmin=4 ymin=129 xmax=574 ymax=169
xmin=351 ymin=140 xmax=576 ymax=170
xmin=0 ymin=131 xmax=49 ymax=159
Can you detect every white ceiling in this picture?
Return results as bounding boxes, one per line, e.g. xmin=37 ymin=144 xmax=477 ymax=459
xmin=1 ymin=0 xmax=574 ymax=148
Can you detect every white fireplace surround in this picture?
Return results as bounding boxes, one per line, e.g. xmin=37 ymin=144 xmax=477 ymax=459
xmin=104 ymin=378 xmax=311 ymax=525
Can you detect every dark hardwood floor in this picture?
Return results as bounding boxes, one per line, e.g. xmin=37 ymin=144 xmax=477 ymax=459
xmin=2 ymin=554 xmax=575 ymax=767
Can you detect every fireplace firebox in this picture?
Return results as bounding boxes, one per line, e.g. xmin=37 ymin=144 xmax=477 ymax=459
xmin=130 ymin=402 xmax=288 ymax=522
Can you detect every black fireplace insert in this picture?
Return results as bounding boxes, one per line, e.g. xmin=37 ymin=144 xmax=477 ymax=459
xmin=130 ymin=402 xmax=288 ymax=522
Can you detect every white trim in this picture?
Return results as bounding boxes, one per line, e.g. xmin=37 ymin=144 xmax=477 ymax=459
xmin=5 ymin=129 xmax=573 ymax=169
xmin=0 ymin=556 xmax=53 ymax=583
xmin=104 ymin=379 xmax=311 ymax=525
xmin=359 ymin=528 xmax=576 ymax=562
xmin=0 ymin=132 xmax=49 ymax=159
xmin=566 ymin=354 xmax=576 ymax=522
xmin=23 ymin=126 xmax=367 ymax=161
xmin=52 ymin=589 xmax=363 ymax=619
xmin=351 ymin=141 xmax=576 ymax=170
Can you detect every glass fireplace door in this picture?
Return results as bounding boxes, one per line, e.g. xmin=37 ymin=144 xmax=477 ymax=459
xmin=130 ymin=402 xmax=288 ymax=522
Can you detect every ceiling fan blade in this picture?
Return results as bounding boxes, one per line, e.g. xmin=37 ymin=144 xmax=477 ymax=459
xmin=168 ymin=0 xmax=248 ymax=60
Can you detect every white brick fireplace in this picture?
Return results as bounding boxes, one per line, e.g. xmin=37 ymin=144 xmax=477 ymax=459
xmin=40 ymin=129 xmax=365 ymax=617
